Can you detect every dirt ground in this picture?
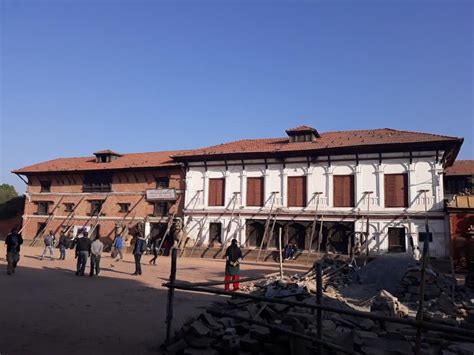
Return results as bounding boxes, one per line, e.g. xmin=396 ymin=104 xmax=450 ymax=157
xmin=0 ymin=245 xmax=307 ymax=355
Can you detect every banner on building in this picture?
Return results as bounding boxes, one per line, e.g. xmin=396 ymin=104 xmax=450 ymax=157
xmin=146 ymin=188 xmax=177 ymax=201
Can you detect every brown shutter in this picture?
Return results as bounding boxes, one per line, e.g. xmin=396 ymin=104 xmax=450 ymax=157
xmin=385 ymin=174 xmax=408 ymax=207
xmin=247 ymin=177 xmax=264 ymax=207
xmin=288 ymin=176 xmax=306 ymax=207
xmin=209 ymin=178 xmax=225 ymax=206
xmin=333 ymin=175 xmax=354 ymax=207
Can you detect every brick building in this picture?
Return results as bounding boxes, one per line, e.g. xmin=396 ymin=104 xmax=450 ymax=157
xmin=13 ymin=125 xmax=465 ymax=259
xmin=444 ymin=160 xmax=474 ymax=265
xmin=13 ymin=150 xmax=186 ymax=246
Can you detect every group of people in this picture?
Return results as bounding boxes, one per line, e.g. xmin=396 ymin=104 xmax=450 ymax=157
xmin=5 ymin=226 xmax=244 ymax=292
xmin=4 ymin=226 xmax=147 ymax=277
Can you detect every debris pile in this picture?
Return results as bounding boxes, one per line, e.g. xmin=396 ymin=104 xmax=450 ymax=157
xmin=370 ymin=290 xmax=409 ymax=318
xmin=163 ymin=256 xmax=474 ymax=354
xmin=396 ymin=266 xmax=456 ymax=302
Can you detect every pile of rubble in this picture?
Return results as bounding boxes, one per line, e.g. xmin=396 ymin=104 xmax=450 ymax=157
xmin=397 ymin=266 xmax=456 ymax=302
xmin=163 ymin=261 xmax=474 ymax=354
xmin=394 ymin=265 xmax=474 ymax=327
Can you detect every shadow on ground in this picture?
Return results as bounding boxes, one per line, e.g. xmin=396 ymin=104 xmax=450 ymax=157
xmin=0 ymin=264 xmax=218 ymax=355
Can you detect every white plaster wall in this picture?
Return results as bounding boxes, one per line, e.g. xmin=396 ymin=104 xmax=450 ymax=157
xmin=184 ymin=152 xmax=448 ymax=257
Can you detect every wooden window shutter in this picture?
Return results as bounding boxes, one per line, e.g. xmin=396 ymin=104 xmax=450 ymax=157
xmin=288 ymin=176 xmax=306 ymax=207
xmin=247 ymin=177 xmax=264 ymax=207
xmin=333 ymin=175 xmax=354 ymax=207
xmin=385 ymin=174 xmax=408 ymax=207
xmin=209 ymin=178 xmax=225 ymax=206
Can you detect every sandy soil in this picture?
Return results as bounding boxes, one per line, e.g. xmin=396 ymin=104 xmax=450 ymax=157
xmin=0 ymin=245 xmax=307 ymax=355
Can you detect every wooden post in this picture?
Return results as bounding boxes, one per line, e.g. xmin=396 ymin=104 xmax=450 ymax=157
xmin=415 ymin=190 xmax=430 ymax=354
xmin=278 ymin=227 xmax=284 ymax=279
xmin=316 ymin=263 xmax=323 ymax=354
xmin=165 ymin=248 xmax=178 ymax=345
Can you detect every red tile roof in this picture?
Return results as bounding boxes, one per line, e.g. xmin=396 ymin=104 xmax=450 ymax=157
xmin=12 ymin=128 xmax=463 ymax=175
xmin=173 ymin=128 xmax=462 ymax=159
xmin=445 ymin=160 xmax=474 ymax=176
xmin=13 ymin=150 xmax=188 ymax=174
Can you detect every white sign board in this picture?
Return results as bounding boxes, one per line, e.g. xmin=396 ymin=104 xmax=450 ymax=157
xmin=146 ymin=189 xmax=177 ymax=201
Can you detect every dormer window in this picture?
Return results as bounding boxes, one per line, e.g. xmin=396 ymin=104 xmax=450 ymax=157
xmin=93 ymin=150 xmax=122 ymax=163
xmin=286 ymin=125 xmax=320 ymax=143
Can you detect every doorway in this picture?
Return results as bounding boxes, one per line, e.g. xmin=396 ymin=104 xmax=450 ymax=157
xmin=209 ymin=222 xmax=222 ymax=247
xmin=246 ymin=221 xmax=265 ymax=248
xmin=388 ymin=227 xmax=406 ymax=252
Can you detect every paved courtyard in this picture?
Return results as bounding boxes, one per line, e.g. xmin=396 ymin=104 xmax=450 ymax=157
xmin=0 ymin=245 xmax=307 ymax=355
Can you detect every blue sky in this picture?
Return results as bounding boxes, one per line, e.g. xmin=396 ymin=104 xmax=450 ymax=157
xmin=1 ymin=0 xmax=472 ymax=192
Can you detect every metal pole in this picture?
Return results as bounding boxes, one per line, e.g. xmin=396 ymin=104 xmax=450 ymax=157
xmin=316 ymin=263 xmax=323 ymax=354
xmin=278 ymin=227 xmax=284 ymax=279
xmin=415 ymin=189 xmax=430 ymax=354
xmin=165 ymin=248 xmax=177 ymax=345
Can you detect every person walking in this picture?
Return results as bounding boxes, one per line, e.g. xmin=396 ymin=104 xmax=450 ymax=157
xmin=90 ymin=235 xmax=104 ymax=277
xmin=132 ymin=234 xmax=146 ymax=275
xmin=113 ymin=233 xmax=124 ymax=261
xmin=58 ymin=230 xmax=69 ymax=260
xmin=149 ymin=236 xmax=160 ymax=265
xmin=75 ymin=231 xmax=91 ymax=276
xmin=41 ymin=230 xmax=55 ymax=260
xmin=224 ymin=239 xmax=242 ymax=292
xmin=5 ymin=227 xmax=23 ymax=275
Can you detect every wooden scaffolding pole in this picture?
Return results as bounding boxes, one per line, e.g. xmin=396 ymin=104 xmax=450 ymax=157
xmin=256 ymin=192 xmax=279 ymax=263
xmin=30 ymin=196 xmax=65 ymax=246
xmin=306 ymin=192 xmax=323 ymax=265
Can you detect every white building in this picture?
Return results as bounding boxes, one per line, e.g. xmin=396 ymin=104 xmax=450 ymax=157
xmin=173 ymin=126 xmax=463 ymax=258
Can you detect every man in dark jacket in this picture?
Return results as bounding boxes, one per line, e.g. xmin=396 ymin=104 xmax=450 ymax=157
xmin=5 ymin=227 xmax=23 ymax=275
xmin=58 ymin=230 xmax=69 ymax=260
xmin=132 ymin=234 xmax=146 ymax=275
xmin=74 ymin=231 xmax=91 ymax=276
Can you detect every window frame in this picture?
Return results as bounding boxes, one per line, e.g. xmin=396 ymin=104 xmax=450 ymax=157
xmin=246 ymin=177 xmax=264 ymax=207
xmin=208 ymin=178 xmax=225 ymax=207
xmin=83 ymin=172 xmax=112 ymax=193
xmin=40 ymin=180 xmax=52 ymax=193
xmin=287 ymin=176 xmax=307 ymax=208
xmin=118 ymin=203 xmax=130 ymax=213
xmin=64 ymin=203 xmax=75 ymax=213
xmin=36 ymin=201 xmax=51 ymax=215
xmin=384 ymin=173 xmax=409 ymax=208
xmin=333 ymin=175 xmax=355 ymax=208
xmin=153 ymin=201 xmax=169 ymax=217
xmin=155 ymin=177 xmax=170 ymax=189
xmin=89 ymin=200 xmax=104 ymax=216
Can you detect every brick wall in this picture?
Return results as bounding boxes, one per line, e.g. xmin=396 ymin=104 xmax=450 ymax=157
xmin=21 ymin=168 xmax=185 ymax=244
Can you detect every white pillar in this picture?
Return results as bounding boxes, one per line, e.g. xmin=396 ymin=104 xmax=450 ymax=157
xmin=354 ymin=165 xmax=362 ymax=208
xmin=430 ymin=165 xmax=444 ymax=209
xmin=408 ymin=163 xmax=416 ymax=209
xmin=264 ymin=170 xmax=271 ymax=207
xmin=324 ymin=166 xmax=333 ymax=207
xmin=375 ymin=164 xmax=384 ymax=208
xmin=240 ymin=170 xmax=246 ymax=207
xmin=203 ymin=171 xmax=209 ymax=207
xmin=306 ymin=166 xmax=313 ymax=207
xmin=280 ymin=166 xmax=288 ymax=207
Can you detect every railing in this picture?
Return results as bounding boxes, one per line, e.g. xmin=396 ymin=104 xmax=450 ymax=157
xmin=163 ymin=248 xmax=474 ymax=354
